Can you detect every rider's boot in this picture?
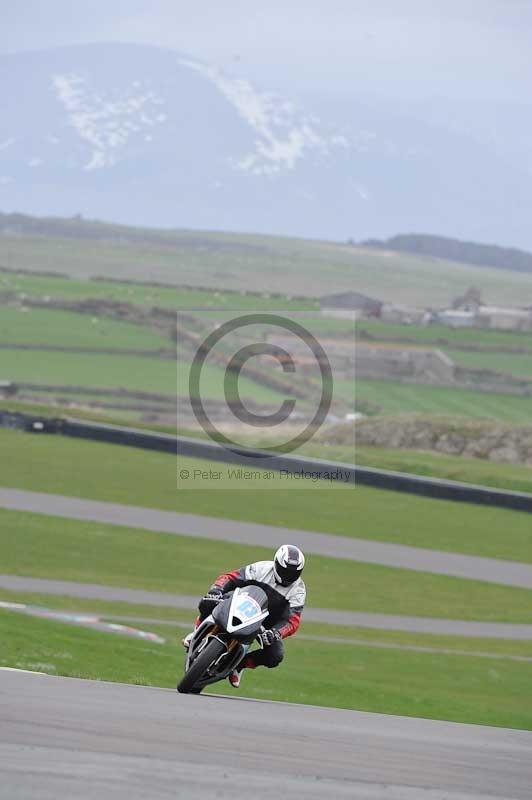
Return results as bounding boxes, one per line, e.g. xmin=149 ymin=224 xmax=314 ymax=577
xmin=229 ymin=655 xmax=254 ymax=688
xmin=182 ymin=617 xmax=202 ymax=649
xmin=228 ymin=667 xmax=244 ymax=688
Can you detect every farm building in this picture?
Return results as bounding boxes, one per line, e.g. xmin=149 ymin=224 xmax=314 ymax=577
xmin=435 ymin=306 xmax=532 ymax=331
xmin=476 ymin=306 xmax=532 ymax=331
xmin=380 ymin=304 xmax=427 ymax=325
xmin=320 ymin=291 xmax=383 ymax=319
xmin=434 ymin=309 xmax=477 ymax=328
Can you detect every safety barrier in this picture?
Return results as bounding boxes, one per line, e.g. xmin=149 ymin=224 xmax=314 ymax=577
xmin=1 ymin=410 xmax=531 ymax=512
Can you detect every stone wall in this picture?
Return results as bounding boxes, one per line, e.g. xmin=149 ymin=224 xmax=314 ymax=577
xmin=355 ymin=345 xmax=455 ymax=383
xmin=319 ymin=415 xmax=532 ymax=466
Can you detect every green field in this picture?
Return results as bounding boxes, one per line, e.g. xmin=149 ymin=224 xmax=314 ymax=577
xmin=3 ymin=336 xmax=530 ymax=422
xmin=358 ymin=319 xmax=532 ymax=350
xmin=0 ymin=270 xmax=315 ymax=311
xmin=1 ymin=428 xmax=531 ymax=563
xmin=2 ymin=609 xmax=531 ymax=729
xmin=356 ymin=319 xmax=532 ymax=380
xmin=355 ymin=379 xmax=532 ymax=422
xmin=3 ymin=229 xmax=532 ymax=306
xmin=2 ymin=265 xmax=532 ymax=425
xmin=0 ymin=306 xmax=170 ymax=350
xmin=15 ymin=270 xmax=532 ymax=359
xmin=448 ymin=349 xmax=532 ymax=379
xmin=0 ymin=348 xmax=288 ymax=402
xmin=4 ymin=270 xmax=532 ymax=356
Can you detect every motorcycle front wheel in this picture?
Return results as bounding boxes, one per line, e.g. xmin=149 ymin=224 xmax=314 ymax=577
xmin=177 ymin=637 xmax=226 ymax=694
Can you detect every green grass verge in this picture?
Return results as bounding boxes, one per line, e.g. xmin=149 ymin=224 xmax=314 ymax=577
xmin=1 ymin=428 xmax=530 ymax=563
xmin=350 ymin=444 xmax=532 ymax=493
xmin=2 ymin=508 xmax=532 ymax=622
xmin=1 ymin=609 xmax=531 ymax=729
xmin=295 ymin=438 xmax=532 ymax=494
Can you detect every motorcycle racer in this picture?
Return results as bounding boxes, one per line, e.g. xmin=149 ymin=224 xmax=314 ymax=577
xmin=182 ymin=544 xmax=306 ymax=688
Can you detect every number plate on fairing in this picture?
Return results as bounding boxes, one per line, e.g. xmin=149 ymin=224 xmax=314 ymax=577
xmin=226 ymin=588 xmax=268 ymax=632
xmin=235 ymin=595 xmax=261 ymax=620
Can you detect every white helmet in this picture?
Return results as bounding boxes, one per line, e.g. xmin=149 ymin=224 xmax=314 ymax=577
xmin=273 ymin=544 xmax=305 ymax=586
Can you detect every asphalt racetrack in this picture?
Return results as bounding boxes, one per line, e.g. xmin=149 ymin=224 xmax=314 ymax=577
xmin=2 ymin=670 xmax=532 ymax=800
xmin=3 ymin=574 xmax=532 ymax=639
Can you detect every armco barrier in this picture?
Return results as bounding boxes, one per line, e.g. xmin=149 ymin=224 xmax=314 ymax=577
xmin=1 ymin=410 xmax=532 ymax=512
xmin=0 ymin=412 xmax=176 ymax=454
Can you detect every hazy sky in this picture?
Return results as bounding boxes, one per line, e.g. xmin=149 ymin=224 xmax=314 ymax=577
xmin=3 ymin=1 xmax=532 ymax=101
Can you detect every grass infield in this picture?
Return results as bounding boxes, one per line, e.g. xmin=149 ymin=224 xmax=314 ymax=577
xmin=2 ymin=588 xmax=532 ymax=659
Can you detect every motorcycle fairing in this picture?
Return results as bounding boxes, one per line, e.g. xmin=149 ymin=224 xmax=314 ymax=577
xmin=213 ymin=587 xmax=269 ymax=634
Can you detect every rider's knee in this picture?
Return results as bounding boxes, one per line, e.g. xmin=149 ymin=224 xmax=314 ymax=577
xmin=265 ymin=642 xmax=284 ymax=668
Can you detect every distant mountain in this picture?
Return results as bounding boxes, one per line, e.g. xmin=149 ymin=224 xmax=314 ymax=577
xmin=360 ymin=234 xmax=532 ymax=274
xmin=1 ymin=42 xmax=532 ymax=248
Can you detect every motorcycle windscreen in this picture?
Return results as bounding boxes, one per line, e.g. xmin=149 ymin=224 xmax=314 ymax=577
xmin=239 ymin=584 xmax=268 ymax=610
xmin=214 ymin=587 xmax=268 ymax=634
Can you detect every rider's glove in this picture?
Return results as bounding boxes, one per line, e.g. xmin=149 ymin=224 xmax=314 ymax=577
xmin=198 ymin=587 xmax=224 ymax=616
xmin=203 ymin=586 xmax=224 ymax=602
xmin=259 ymin=629 xmax=282 ymax=647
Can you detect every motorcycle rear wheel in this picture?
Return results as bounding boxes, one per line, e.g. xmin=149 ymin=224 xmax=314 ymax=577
xmin=177 ymin=637 xmax=226 ymax=694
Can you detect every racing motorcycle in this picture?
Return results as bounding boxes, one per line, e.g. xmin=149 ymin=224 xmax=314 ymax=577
xmin=177 ymin=585 xmax=269 ymax=694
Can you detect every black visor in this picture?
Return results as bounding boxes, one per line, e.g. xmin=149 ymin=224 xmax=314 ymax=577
xmin=275 ymin=559 xmax=302 ymax=585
